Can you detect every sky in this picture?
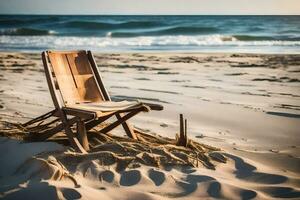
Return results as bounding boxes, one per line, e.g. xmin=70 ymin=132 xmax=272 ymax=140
xmin=0 ymin=0 xmax=299 ymax=15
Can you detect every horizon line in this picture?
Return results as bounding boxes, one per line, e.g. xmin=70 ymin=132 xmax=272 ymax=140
xmin=0 ymin=13 xmax=299 ymax=16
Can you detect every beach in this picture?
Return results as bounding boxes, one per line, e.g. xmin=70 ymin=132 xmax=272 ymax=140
xmin=0 ymin=52 xmax=299 ymax=199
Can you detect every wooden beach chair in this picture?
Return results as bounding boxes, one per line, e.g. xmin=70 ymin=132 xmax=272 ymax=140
xmin=24 ymin=50 xmax=163 ymax=153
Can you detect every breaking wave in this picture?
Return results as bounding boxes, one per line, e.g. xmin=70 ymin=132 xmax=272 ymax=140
xmin=1 ymin=35 xmax=300 ymax=50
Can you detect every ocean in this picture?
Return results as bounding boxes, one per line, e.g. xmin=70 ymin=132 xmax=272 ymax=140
xmin=0 ymin=15 xmax=300 ymax=53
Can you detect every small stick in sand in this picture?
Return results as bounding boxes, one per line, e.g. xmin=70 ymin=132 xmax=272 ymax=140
xmin=177 ymin=114 xmax=188 ymax=147
xmin=180 ymin=114 xmax=184 ymax=140
xmin=185 ymin=119 xmax=187 ymax=141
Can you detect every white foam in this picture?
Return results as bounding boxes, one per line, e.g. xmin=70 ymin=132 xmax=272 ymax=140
xmin=1 ymin=35 xmax=300 ymax=52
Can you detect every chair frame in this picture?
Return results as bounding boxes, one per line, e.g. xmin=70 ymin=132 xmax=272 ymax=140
xmin=24 ymin=50 xmax=163 ymax=153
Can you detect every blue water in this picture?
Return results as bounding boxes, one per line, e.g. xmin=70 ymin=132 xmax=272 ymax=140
xmin=0 ymin=15 xmax=300 ymax=53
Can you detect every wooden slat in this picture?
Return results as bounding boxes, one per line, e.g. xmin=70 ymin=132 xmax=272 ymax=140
xmin=87 ymin=51 xmax=110 ymax=101
xmin=48 ymin=52 xmax=81 ymax=105
xmin=42 ymin=52 xmax=62 ymax=109
xmin=66 ymin=52 xmax=103 ymax=103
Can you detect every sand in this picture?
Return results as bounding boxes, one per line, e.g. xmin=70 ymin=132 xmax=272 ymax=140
xmin=0 ymin=52 xmax=300 ymax=199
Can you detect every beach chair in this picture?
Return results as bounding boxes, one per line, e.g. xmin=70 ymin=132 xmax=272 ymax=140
xmin=24 ymin=50 xmax=163 ymax=153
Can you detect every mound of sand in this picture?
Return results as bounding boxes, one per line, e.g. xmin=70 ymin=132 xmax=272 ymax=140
xmin=0 ymin=120 xmax=225 ymax=170
xmin=1 ymin=137 xmax=299 ymax=200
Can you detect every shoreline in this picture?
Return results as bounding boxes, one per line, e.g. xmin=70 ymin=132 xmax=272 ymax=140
xmin=1 ymin=50 xmax=300 ymax=55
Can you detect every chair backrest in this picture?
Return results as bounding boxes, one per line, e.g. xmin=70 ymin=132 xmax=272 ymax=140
xmin=42 ymin=50 xmax=105 ymax=108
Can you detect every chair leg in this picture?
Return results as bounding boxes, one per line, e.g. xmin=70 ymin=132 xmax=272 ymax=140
xmin=116 ymin=113 xmax=137 ymax=139
xmin=85 ymin=111 xmax=137 ymax=139
xmin=85 ymin=114 xmax=113 ymax=131
xmin=100 ymin=109 xmax=142 ymax=136
xmin=29 ymin=117 xmax=78 ymax=141
xmin=60 ymin=112 xmax=87 ymax=153
xmin=31 ymin=122 xmax=63 ymax=141
xmin=22 ymin=109 xmax=57 ymax=127
xmin=77 ymin=120 xmax=89 ymax=151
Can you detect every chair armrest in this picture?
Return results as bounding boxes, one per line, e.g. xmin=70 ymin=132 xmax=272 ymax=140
xmin=62 ymin=107 xmax=96 ymax=119
xmin=143 ymin=102 xmax=164 ymax=111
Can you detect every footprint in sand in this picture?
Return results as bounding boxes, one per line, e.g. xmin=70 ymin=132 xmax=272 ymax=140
xmin=181 ymin=166 xmax=197 ymax=174
xmin=120 ymin=170 xmax=141 ymax=186
xmin=224 ymin=153 xmax=288 ymax=184
xmin=207 ymin=181 xmax=222 ymax=198
xmin=99 ymin=170 xmax=115 ymax=183
xmin=148 ymin=168 xmax=165 ymax=186
xmin=261 ymin=186 xmax=300 ymax=198
xmin=165 ymin=174 xmax=216 ymax=197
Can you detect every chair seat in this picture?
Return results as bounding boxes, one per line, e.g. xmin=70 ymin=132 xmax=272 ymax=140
xmin=69 ymin=100 xmax=146 ymax=112
xmin=63 ymin=100 xmax=150 ymax=118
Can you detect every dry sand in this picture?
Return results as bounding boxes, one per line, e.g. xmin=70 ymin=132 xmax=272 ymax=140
xmin=0 ymin=52 xmax=300 ymax=199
